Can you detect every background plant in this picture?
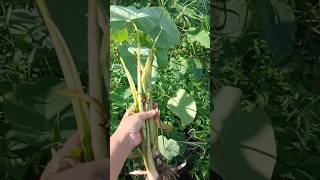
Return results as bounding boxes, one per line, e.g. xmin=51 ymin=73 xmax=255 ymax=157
xmin=211 ymin=0 xmax=320 ymax=179
xmin=0 ymin=0 xmax=108 ymax=179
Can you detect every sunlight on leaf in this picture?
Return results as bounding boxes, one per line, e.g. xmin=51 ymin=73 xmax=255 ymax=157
xmin=158 ymin=135 xmax=179 ymax=161
xmin=167 ymin=89 xmax=197 ymax=125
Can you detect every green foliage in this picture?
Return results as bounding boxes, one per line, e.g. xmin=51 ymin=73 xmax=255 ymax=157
xmin=0 ymin=0 xmax=108 ymax=178
xmin=212 ymin=0 xmax=320 ymax=179
xmin=111 ymin=1 xmax=210 ymax=179
xmin=212 ymin=86 xmax=277 ymax=180
xmin=3 ymin=76 xmax=75 ymax=138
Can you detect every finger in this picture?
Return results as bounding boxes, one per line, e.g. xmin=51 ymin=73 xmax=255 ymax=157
xmin=132 ymin=110 xmax=157 ymax=121
xmin=153 ymin=102 xmax=158 ymax=109
xmin=40 ymin=132 xmax=81 ymax=180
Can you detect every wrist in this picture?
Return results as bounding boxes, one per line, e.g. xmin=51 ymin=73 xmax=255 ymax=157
xmin=111 ymin=130 xmax=133 ymax=152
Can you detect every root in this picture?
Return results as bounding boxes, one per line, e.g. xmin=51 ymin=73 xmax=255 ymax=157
xmin=129 ymin=155 xmax=187 ymax=180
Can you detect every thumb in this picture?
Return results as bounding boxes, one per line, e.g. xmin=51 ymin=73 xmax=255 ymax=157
xmin=132 ymin=110 xmax=157 ymax=122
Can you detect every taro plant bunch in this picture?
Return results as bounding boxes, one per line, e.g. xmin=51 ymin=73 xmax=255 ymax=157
xmin=111 ymin=5 xmax=197 ymax=180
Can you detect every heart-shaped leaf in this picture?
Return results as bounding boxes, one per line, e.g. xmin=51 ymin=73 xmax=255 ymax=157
xmin=110 ymin=6 xmax=180 ymax=48
xmin=167 ymin=89 xmax=197 ymax=125
xmin=158 ymin=135 xmax=179 ymax=161
xmin=211 ymin=86 xmax=277 ymax=180
xmin=149 ymin=8 xmax=180 ymax=48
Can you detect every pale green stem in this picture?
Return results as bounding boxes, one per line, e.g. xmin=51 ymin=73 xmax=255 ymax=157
xmin=133 ymin=22 xmax=159 ymax=180
xmin=36 ymin=0 xmax=93 ymax=161
xmin=88 ymin=0 xmax=107 ymax=160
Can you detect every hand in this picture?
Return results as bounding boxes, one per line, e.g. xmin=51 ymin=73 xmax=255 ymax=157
xmin=113 ymin=109 xmax=157 ymax=150
xmin=40 ymin=133 xmax=109 ymax=180
xmin=110 ymin=108 xmax=158 ymax=180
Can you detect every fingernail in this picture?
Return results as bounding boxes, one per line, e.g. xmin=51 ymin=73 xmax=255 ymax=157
xmin=147 ymin=110 xmax=156 ymax=115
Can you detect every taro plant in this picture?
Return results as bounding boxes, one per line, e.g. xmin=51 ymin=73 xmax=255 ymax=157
xmin=35 ymin=0 xmax=108 ymax=163
xmin=1 ymin=0 xmax=109 ymax=178
xmin=111 ymin=5 xmax=197 ymax=179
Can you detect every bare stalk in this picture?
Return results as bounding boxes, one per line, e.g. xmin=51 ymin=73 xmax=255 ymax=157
xmin=88 ymin=0 xmax=108 ymax=160
xmin=133 ymin=23 xmax=159 ymax=180
xmin=36 ymin=0 xmax=93 ymax=161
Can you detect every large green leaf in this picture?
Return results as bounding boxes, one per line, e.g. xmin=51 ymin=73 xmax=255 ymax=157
xmin=119 ymin=43 xmax=138 ymax=83
xmin=158 ymin=135 xmax=179 ymax=161
xmin=211 ymin=86 xmax=277 ymax=180
xmin=3 ymin=76 xmax=76 ymax=138
xmin=110 ymin=5 xmax=158 ymax=40
xmin=155 ymin=48 xmax=169 ymax=68
xmin=167 ymin=89 xmax=197 ymax=125
xmin=111 ymin=27 xmax=129 ymax=43
xmin=110 ymin=6 xmax=180 ymax=48
xmin=111 ymin=86 xmax=131 ymax=106
xmin=44 ymin=0 xmax=89 ymax=71
xmin=119 ymin=43 xmax=159 ymax=84
xmin=149 ymin=8 xmax=180 ymax=48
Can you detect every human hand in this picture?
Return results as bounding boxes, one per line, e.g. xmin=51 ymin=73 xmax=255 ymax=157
xmin=112 ymin=108 xmax=158 ymax=150
xmin=40 ymin=133 xmax=109 ymax=180
xmin=109 ymin=107 xmax=158 ymax=180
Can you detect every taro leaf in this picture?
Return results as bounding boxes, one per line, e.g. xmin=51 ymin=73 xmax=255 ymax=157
xmin=167 ymin=131 xmax=188 ymax=157
xmin=214 ymin=0 xmax=248 ymax=38
xmin=44 ymin=0 xmax=88 ymax=71
xmin=151 ymin=58 xmax=158 ymax=84
xmin=187 ymin=30 xmax=210 ymax=48
xmin=158 ymin=135 xmax=179 ymax=161
xmin=128 ymin=46 xmax=151 ymax=56
xmin=149 ymin=8 xmax=180 ymax=48
xmin=249 ymin=0 xmax=297 ymax=59
xmin=110 ymin=6 xmax=179 ymax=48
xmin=167 ymin=89 xmax=197 ymax=125
xmin=119 ymin=43 xmax=138 ymax=83
xmin=111 ymin=87 xmax=131 ymax=106
xmin=155 ymin=48 xmax=169 ymax=68
xmin=3 ymin=76 xmax=74 ymax=137
xmin=127 ymin=45 xmax=158 ymax=84
xmin=188 ymin=58 xmax=203 ymax=80
xmin=211 ymin=86 xmax=277 ymax=180
xmin=119 ymin=43 xmax=158 ymax=84
xmin=111 ymin=27 xmax=129 ymax=42
xmin=110 ymin=5 xmax=158 ymax=40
